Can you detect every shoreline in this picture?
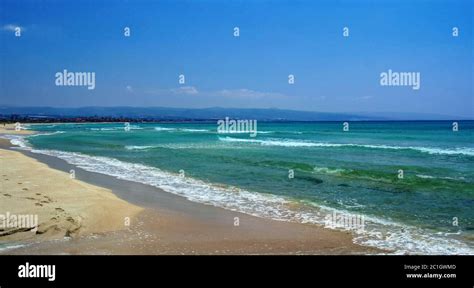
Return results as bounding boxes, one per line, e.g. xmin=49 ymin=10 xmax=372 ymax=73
xmin=0 ymin=126 xmax=382 ymax=254
xmin=0 ymin=139 xmax=143 ymax=248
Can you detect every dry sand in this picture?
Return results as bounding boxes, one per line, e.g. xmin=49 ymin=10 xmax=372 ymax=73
xmin=0 ymin=147 xmax=142 ymax=244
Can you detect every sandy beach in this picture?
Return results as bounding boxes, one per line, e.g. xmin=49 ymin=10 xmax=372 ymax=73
xmin=0 ymin=123 xmax=35 ymax=135
xmin=0 ymin=125 xmax=380 ymax=254
xmin=0 ymin=140 xmax=143 ymax=244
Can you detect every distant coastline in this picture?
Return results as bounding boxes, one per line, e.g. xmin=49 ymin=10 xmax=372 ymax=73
xmin=1 ymin=118 xmax=473 ymax=125
xmin=1 ymin=106 xmax=471 ymax=123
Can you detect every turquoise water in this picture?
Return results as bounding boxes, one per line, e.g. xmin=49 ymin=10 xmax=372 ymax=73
xmin=16 ymin=121 xmax=474 ymax=254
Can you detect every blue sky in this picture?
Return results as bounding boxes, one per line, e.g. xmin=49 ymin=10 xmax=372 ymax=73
xmin=0 ymin=0 xmax=472 ymax=117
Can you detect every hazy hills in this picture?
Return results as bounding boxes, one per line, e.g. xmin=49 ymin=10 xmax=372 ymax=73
xmin=0 ymin=106 xmax=469 ymax=121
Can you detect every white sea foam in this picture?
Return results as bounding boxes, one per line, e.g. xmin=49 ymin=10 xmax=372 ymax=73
xmin=152 ymin=127 xmax=211 ymax=132
xmin=90 ymin=128 xmax=117 ymax=131
xmin=154 ymin=127 xmax=176 ymax=131
xmin=27 ymin=131 xmax=65 ymax=137
xmin=415 ymin=174 xmax=435 ymax=179
xmin=313 ymin=166 xmax=347 ymax=174
xmin=413 ymin=146 xmax=474 ymax=156
xmin=125 ymin=143 xmax=244 ymax=150
xmin=416 ymin=174 xmax=466 ymax=181
xmin=218 ymin=137 xmax=474 ymax=156
xmin=1 ymin=135 xmax=30 ymax=148
xmin=125 ymin=145 xmax=158 ymax=150
xmin=219 ymin=137 xmax=321 ymax=147
xmin=1 ymin=132 xmax=64 ymax=149
xmin=179 ymin=128 xmax=209 ymax=132
xmin=90 ymin=126 xmax=142 ymax=131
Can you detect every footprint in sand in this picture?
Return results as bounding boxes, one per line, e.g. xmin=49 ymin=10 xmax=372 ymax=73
xmin=36 ymin=193 xmax=42 ymax=196
xmin=22 ymin=188 xmax=28 ymax=191
xmin=35 ymin=203 xmax=43 ymax=207
xmin=55 ymin=208 xmax=65 ymax=212
xmin=35 ymin=224 xmax=60 ymax=235
xmin=25 ymin=197 xmax=36 ymax=200
xmin=3 ymin=193 xmax=11 ymax=197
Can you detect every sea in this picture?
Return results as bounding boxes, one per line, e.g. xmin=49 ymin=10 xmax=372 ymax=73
xmin=6 ymin=121 xmax=474 ymax=254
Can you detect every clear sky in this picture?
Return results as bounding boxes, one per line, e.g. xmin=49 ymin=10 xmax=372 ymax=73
xmin=0 ymin=0 xmax=472 ymax=117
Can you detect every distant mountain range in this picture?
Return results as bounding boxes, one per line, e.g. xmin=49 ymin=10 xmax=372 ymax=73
xmin=0 ymin=106 xmax=470 ymax=121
